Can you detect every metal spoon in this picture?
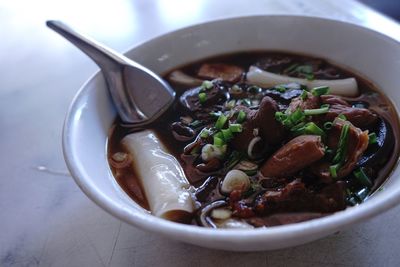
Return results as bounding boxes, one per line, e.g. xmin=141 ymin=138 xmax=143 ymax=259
xmin=46 ymin=20 xmax=175 ymax=127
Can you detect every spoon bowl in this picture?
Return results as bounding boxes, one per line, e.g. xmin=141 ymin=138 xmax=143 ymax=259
xmin=46 ymin=20 xmax=175 ymax=126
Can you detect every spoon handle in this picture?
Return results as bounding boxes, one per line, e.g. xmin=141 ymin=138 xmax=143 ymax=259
xmin=46 ymin=20 xmax=128 ymax=70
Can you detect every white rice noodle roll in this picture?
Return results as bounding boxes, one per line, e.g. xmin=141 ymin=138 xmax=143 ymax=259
xmin=121 ymin=130 xmax=194 ymax=222
xmin=246 ymin=66 xmax=359 ymax=96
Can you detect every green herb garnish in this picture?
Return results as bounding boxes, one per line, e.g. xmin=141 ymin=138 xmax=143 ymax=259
xmin=304 ymin=104 xmax=330 ymax=116
xmin=368 ymin=132 xmax=377 ymax=144
xmin=332 ymin=123 xmax=350 ymax=164
xmin=229 ymin=123 xmax=243 ymax=133
xmin=311 ymin=86 xmax=330 ymax=96
xmin=237 ymin=110 xmax=246 ymax=123
xmin=300 ymin=90 xmax=308 ymax=100
xmin=215 ymin=114 xmax=228 ymax=129
xmin=292 ymin=122 xmax=325 ymax=137
xmin=329 ymin=164 xmax=339 ymax=178
xmin=201 ymin=80 xmax=213 ymax=90
xmin=274 ymin=85 xmax=287 ymax=93
xmin=221 ymin=128 xmax=233 ymax=141
xmin=198 ymin=92 xmax=207 ymax=104
xmin=353 ymin=167 xmax=373 ymax=188
xmin=329 ymin=122 xmax=350 ymax=177
xmin=199 ymin=128 xmax=210 ymax=138
xmin=213 ymin=136 xmax=224 ymax=147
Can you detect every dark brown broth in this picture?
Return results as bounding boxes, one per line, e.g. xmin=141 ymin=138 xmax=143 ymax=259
xmin=107 ymin=51 xmax=400 ymax=214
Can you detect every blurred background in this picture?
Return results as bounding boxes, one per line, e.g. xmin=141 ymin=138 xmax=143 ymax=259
xmin=360 ymin=0 xmax=399 ymax=20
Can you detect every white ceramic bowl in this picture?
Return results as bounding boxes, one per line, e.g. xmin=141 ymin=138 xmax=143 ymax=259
xmin=63 ymin=15 xmax=400 ymax=251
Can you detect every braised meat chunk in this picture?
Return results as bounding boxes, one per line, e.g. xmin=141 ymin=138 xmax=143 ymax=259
xmin=260 ymin=135 xmax=325 ymax=178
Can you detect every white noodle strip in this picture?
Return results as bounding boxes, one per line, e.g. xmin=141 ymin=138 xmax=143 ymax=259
xmin=122 ymin=130 xmax=194 ymax=221
xmin=246 ymin=66 xmax=359 ymax=96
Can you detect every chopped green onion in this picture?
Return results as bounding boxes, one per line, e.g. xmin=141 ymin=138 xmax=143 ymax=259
xmin=304 ymin=105 xmax=330 ymax=116
xmin=324 ymin=121 xmax=333 ymax=130
xmin=290 ymin=109 xmax=305 ymax=124
xmin=290 ymin=122 xmax=306 ymax=132
xmin=200 ymin=128 xmax=210 ymax=138
xmin=311 ymin=86 xmax=330 ymax=96
xmin=329 ymin=164 xmax=339 ymax=178
xmin=275 ymin=111 xmax=287 ymax=122
xmin=274 ymin=85 xmax=286 ymax=93
xmin=300 ymin=90 xmax=308 ymax=100
xmin=226 ymin=100 xmax=236 ymax=109
xmin=276 ymin=109 xmax=306 ymax=129
xmin=221 ymin=128 xmax=233 ymax=141
xmin=213 ymin=136 xmax=225 ymax=147
xmin=214 ymin=131 xmax=224 ymax=140
xmin=215 ymin=114 xmax=228 ymax=129
xmin=304 ymin=122 xmax=325 ymax=136
xmin=201 ymin=80 xmax=213 ymax=90
xmin=229 ymin=123 xmax=243 ymax=133
xmin=291 ymin=122 xmax=325 ymax=136
xmin=338 ymin=114 xmax=347 ymax=120
xmin=198 ymin=92 xmax=207 ymax=104
xmin=353 ymin=167 xmax=373 ymax=188
xmin=368 ymin=132 xmax=377 ymax=144
xmin=237 ymin=110 xmax=246 ymax=123
xmin=332 ymin=123 xmax=350 ymax=164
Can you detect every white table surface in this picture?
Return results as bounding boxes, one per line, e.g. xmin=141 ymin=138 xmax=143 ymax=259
xmin=1 ymin=0 xmax=400 ymax=266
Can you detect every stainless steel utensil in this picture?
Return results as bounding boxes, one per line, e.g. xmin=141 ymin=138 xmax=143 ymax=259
xmin=46 ymin=20 xmax=175 ymax=127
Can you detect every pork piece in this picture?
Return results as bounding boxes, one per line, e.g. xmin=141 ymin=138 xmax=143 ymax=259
xmin=231 ymin=96 xmax=286 ymax=153
xmin=254 ymin=180 xmax=346 ymax=215
xmin=260 ymin=135 xmax=325 ymax=178
xmin=179 ymin=81 xmax=228 ymax=113
xmin=197 ymin=63 xmax=244 ymax=83
xmin=321 ymin=95 xmax=377 ymax=128
xmin=247 ymin=212 xmax=328 ymax=227
xmin=311 ymin=118 xmax=369 ymax=182
xmin=288 ymin=91 xmax=320 ymax=112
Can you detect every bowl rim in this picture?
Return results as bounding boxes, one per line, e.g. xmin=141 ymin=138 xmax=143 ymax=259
xmin=63 ymin=14 xmax=400 ymax=243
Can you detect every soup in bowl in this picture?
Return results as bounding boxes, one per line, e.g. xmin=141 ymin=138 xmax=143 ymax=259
xmin=63 ymin=15 xmax=400 ymax=251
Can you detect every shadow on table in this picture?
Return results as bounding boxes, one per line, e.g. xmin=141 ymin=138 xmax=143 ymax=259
xmin=21 ymin=193 xmax=399 ymax=267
